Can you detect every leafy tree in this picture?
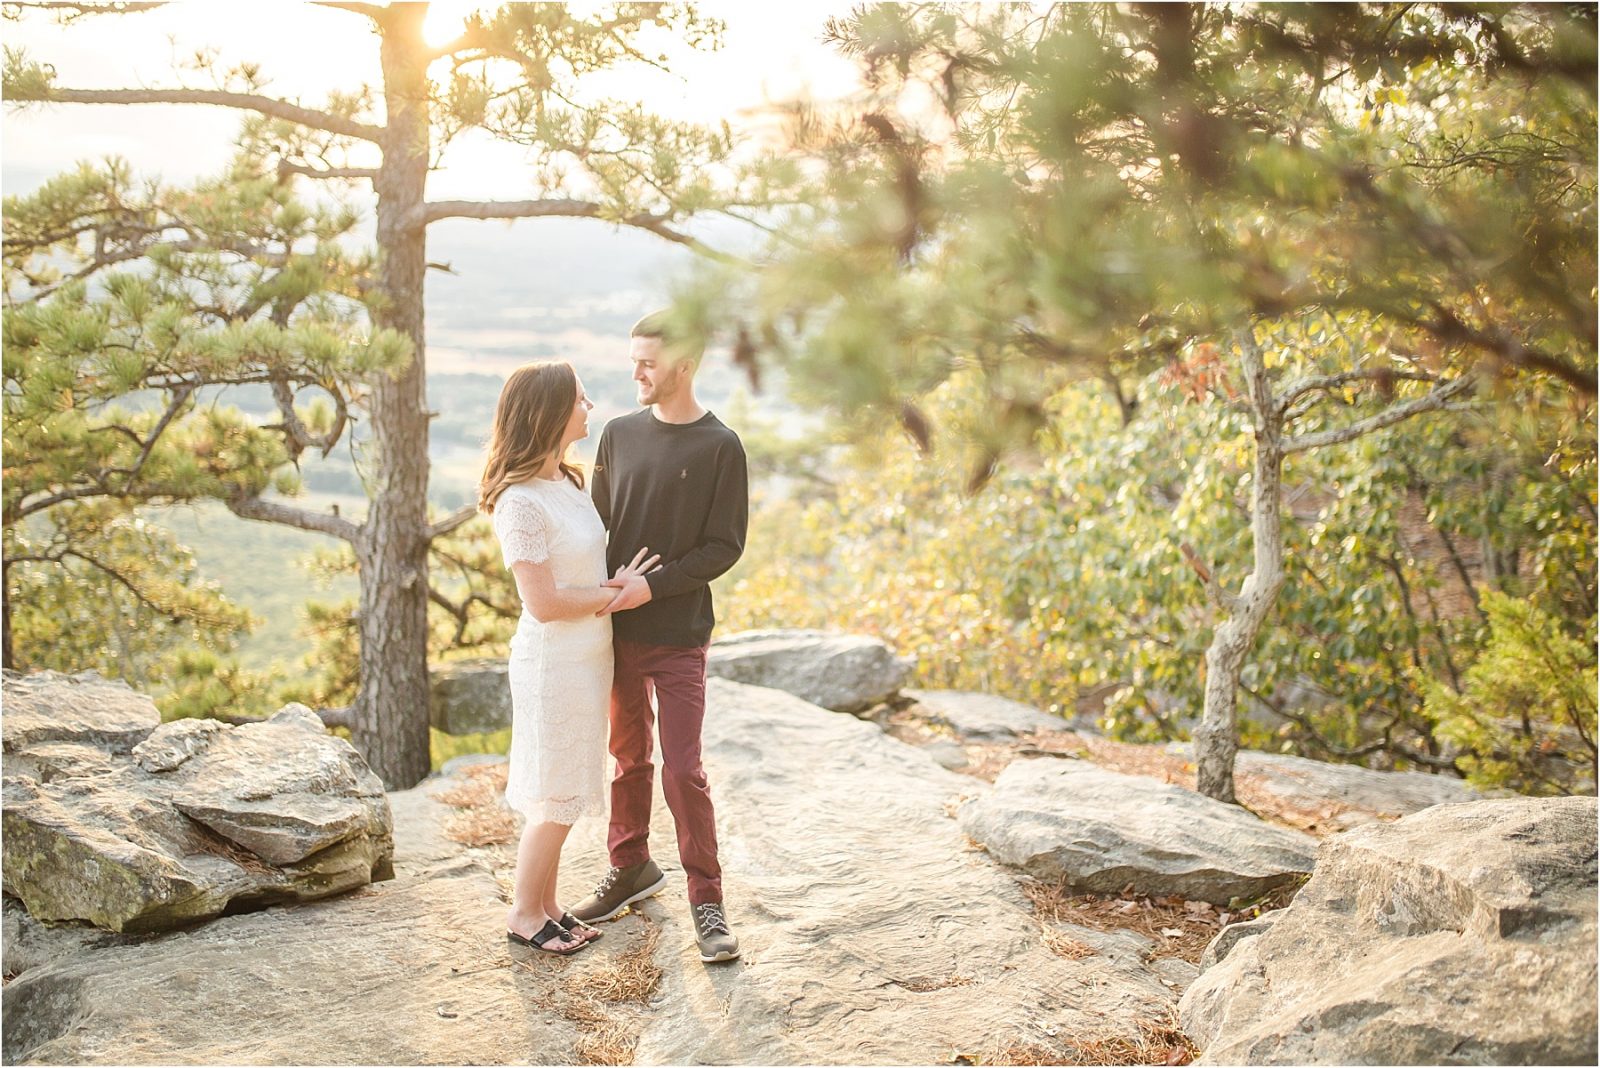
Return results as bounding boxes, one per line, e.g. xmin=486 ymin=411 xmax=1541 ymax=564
xmin=673 ymin=2 xmax=1595 ymax=800
xmin=1421 ymin=589 xmax=1597 ymax=795
xmin=2 ymin=158 xmax=401 ymax=716
xmin=5 ymin=1 xmax=748 ymax=786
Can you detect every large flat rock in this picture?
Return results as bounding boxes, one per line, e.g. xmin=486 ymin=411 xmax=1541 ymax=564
xmin=959 ymin=758 xmax=1316 ymax=904
xmin=1180 ymin=795 xmax=1598 ymax=1065
xmin=706 ymin=630 xmax=911 ymax=713
xmin=4 ymin=680 xmax=1195 ymax=1065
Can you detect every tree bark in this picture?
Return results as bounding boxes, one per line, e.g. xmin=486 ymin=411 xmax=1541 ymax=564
xmin=351 ymin=2 xmax=434 ymax=789
xmin=1193 ymin=329 xmax=1287 ymax=803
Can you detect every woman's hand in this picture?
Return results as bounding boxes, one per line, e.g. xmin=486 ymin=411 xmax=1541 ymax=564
xmin=613 ymin=545 xmax=661 ymax=582
xmin=596 ymin=547 xmax=659 ymax=616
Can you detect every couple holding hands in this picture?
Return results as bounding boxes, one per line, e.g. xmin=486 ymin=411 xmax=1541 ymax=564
xmin=477 ymin=313 xmax=748 ymax=962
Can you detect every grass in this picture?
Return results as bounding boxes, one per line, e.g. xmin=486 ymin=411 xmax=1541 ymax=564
xmin=433 ymin=762 xmax=519 ymax=847
xmin=960 ymin=1013 xmax=1196 ymax=1066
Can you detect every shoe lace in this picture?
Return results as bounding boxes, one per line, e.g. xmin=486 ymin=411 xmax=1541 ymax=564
xmin=593 ymin=867 xmax=622 ymax=897
xmin=695 ymin=902 xmax=729 ymax=935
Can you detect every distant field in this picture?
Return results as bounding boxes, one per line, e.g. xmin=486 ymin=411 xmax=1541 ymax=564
xmin=163 ymin=500 xmax=362 ymax=670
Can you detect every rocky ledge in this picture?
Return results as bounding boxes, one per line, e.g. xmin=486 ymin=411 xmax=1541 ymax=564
xmin=2 ymin=671 xmax=393 ymax=934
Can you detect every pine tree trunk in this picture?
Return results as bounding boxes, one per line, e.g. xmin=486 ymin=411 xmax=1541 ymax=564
xmin=1193 ymin=331 xmax=1288 ymax=803
xmin=352 ymin=4 xmax=433 ymax=789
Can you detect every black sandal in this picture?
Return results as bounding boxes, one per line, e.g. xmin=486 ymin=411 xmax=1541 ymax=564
xmin=560 ymin=911 xmax=603 ymax=942
xmin=508 ymin=919 xmax=590 ymax=955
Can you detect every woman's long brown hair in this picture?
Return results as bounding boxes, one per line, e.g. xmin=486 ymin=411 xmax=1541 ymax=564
xmin=478 ymin=361 xmax=584 ymax=514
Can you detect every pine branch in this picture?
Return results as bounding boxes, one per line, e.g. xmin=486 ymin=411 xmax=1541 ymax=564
xmin=7 ymin=85 xmax=383 ymax=142
xmin=1283 ymin=373 xmax=1474 ymax=453
xmin=226 ymin=493 xmax=361 ymax=543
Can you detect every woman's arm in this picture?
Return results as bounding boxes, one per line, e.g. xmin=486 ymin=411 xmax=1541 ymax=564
xmin=512 ymin=559 xmax=618 ymax=622
xmin=512 ymin=547 xmax=659 ymax=623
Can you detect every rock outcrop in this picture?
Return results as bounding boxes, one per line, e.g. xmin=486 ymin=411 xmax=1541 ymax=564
xmin=2 ymin=680 xmax=1191 ymax=1066
xmin=1167 ymin=743 xmax=1485 ymax=832
xmin=2 ymin=672 xmax=393 ymax=934
xmin=429 ymin=658 xmax=511 ymax=735
xmin=705 ymin=629 xmax=911 ymax=713
xmin=959 ymin=758 xmax=1316 ymax=903
xmin=1180 ymin=795 xmax=1598 ymax=1065
xmin=905 ymin=689 xmax=1075 ymax=739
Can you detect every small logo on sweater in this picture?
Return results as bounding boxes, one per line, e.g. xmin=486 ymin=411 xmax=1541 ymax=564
xmin=680 ymin=468 xmax=687 ymax=479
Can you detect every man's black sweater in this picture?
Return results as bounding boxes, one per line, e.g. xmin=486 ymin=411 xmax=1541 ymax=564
xmin=591 ymin=408 xmax=748 ymax=648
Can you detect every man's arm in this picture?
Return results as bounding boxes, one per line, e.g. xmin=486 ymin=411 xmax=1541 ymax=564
xmin=601 ymin=437 xmax=748 ymax=613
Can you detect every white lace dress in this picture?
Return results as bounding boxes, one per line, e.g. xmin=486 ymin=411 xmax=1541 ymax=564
xmin=491 ymin=477 xmax=613 ymax=825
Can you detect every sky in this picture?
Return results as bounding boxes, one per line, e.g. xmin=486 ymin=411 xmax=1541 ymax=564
xmin=0 ymin=1 xmax=862 ymax=196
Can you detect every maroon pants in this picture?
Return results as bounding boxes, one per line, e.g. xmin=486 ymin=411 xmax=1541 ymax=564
xmin=606 ymin=638 xmax=722 ymax=905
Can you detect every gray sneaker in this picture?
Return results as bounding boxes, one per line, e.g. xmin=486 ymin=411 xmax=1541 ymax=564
xmin=693 ymin=901 xmax=740 ymax=963
xmin=570 ymin=859 xmax=667 ymax=923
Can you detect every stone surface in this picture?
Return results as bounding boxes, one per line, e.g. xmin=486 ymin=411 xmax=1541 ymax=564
xmin=1 ymin=671 xmax=159 ymax=755
xmin=706 ymin=629 xmax=912 ymax=713
xmin=1 ymin=674 xmax=394 ymax=934
xmin=428 ymin=659 xmax=512 ymax=735
xmin=1168 ymin=743 xmax=1486 ymax=832
xmin=2 ymin=680 xmax=1193 ymax=1066
xmin=959 ymin=758 xmax=1316 ymax=904
xmin=905 ymin=688 xmax=1077 ymax=739
xmin=1181 ymin=795 xmax=1598 ymax=1065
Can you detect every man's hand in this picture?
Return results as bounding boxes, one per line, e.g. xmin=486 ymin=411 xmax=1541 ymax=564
xmin=598 ymin=572 xmax=653 ymax=615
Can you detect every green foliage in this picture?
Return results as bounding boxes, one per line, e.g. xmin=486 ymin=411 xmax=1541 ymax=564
xmin=677 ymin=3 xmax=1594 ymax=462
xmin=4 ymin=503 xmax=276 ymax=719
xmin=1422 ymin=591 xmax=1598 ymax=795
xmin=719 ymin=352 xmax=1597 ymax=780
xmin=2 ymin=156 xmax=406 ymax=707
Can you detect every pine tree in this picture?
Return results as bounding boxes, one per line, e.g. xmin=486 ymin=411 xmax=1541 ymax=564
xmin=5 ymin=3 xmax=744 ymax=787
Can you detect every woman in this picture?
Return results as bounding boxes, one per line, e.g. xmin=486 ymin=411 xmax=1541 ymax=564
xmin=478 ymin=361 xmax=656 ymax=956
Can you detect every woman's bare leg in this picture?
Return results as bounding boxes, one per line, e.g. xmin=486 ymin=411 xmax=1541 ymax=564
xmin=509 ymin=817 xmax=582 ymax=950
xmin=542 ymin=840 xmax=601 ymax=942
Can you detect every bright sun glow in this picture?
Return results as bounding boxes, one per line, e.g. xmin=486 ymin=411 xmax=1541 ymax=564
xmin=421 ymin=1 xmax=483 ymax=50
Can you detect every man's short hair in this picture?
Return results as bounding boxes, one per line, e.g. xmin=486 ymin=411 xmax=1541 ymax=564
xmin=631 ymin=310 xmax=704 ymax=365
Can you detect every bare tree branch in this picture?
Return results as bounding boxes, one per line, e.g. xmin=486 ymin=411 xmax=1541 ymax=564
xmin=419 ymin=198 xmax=742 ymax=263
xmin=226 ymin=493 xmax=361 ymax=543
xmin=2 ymin=2 xmax=165 ymax=16
xmin=1283 ymin=374 xmax=1474 ymax=453
xmin=277 ymin=160 xmax=380 ymax=183
xmin=7 ymin=85 xmax=383 ymax=142
xmin=308 ymin=0 xmax=383 ymax=20
xmin=428 ymin=505 xmax=478 ymax=540
xmin=1276 ymin=367 xmax=1440 ymax=413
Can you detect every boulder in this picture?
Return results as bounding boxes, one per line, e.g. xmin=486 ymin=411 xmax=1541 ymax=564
xmin=905 ymin=688 xmax=1076 ymax=739
xmin=428 ymin=658 xmax=512 ymax=735
xmin=959 ymin=758 xmax=1316 ymax=904
xmin=705 ymin=629 xmax=911 ymax=713
xmin=1167 ymin=743 xmax=1485 ymax=832
xmin=2 ymin=673 xmax=393 ymax=934
xmin=1180 ymin=796 xmax=1598 ymax=1065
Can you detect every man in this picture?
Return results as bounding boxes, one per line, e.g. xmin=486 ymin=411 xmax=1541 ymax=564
xmin=571 ymin=311 xmax=749 ymax=963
